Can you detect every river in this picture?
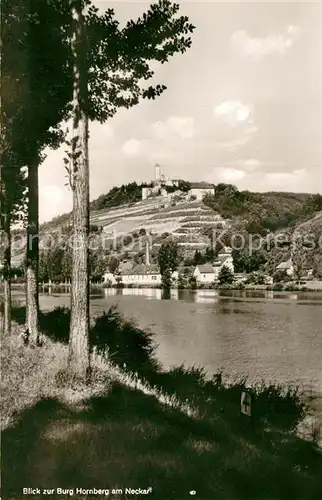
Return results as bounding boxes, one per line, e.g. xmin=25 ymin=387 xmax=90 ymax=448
xmin=26 ymin=286 xmax=322 ymax=393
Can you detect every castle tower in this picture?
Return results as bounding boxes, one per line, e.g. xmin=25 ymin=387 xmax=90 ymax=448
xmin=155 ymin=163 xmax=161 ymax=182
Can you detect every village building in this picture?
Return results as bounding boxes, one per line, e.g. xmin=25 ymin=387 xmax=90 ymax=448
xmin=141 ymin=164 xmax=215 ymax=202
xmin=188 ymin=181 xmax=215 ymax=201
xmin=213 ymin=246 xmax=234 ymax=279
xmin=193 ymin=264 xmax=216 ymax=284
xmin=276 ymin=259 xmax=294 ymax=276
xmin=103 ymin=239 xmax=178 ymax=287
xmin=119 ymin=263 xmax=162 ymax=286
xmin=193 ymin=247 xmax=235 ymax=284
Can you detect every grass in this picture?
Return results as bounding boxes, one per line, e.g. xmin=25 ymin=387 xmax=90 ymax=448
xmin=1 ymin=304 xmax=322 ymax=499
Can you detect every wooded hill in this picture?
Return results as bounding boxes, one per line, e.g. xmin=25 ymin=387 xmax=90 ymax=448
xmin=39 ymin=182 xmax=322 ymax=233
xmin=10 ymin=182 xmax=322 ymax=276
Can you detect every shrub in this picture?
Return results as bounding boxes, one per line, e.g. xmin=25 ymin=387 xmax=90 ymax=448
xmin=39 ymin=307 xmax=70 ymax=343
xmin=284 ymin=285 xmax=300 ymax=292
xmin=90 ymin=306 xmax=160 ymax=377
xmin=272 ymin=283 xmax=284 ymax=291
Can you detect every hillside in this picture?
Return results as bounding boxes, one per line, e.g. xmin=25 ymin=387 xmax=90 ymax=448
xmin=9 ymin=183 xmax=322 ymax=273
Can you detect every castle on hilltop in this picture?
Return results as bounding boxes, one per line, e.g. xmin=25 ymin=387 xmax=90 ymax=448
xmin=141 ymin=164 xmax=215 ymax=202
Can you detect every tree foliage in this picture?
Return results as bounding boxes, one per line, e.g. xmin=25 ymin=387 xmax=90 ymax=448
xmin=38 ymin=243 xmax=107 ymax=283
xmin=158 ymin=239 xmax=179 ymax=276
xmin=292 ymin=233 xmax=306 ymax=282
xmin=218 ymin=265 xmax=234 ymax=285
xmin=203 ymin=184 xmax=320 ymax=234
xmin=90 ymin=182 xmax=152 ymax=211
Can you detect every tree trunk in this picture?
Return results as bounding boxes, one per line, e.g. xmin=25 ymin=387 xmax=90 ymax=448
xmin=3 ymin=216 xmax=12 ymax=335
xmin=68 ymin=1 xmax=90 ymax=380
xmin=0 ymin=166 xmax=12 ymax=335
xmin=26 ymin=164 xmax=40 ymax=344
xmin=0 ymin=166 xmax=4 ymax=333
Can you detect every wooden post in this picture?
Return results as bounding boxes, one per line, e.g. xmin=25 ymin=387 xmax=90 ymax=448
xmin=241 ymin=391 xmax=252 ymax=416
xmin=241 ymin=391 xmax=254 ymax=432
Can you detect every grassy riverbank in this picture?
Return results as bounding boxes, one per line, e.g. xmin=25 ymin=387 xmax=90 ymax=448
xmin=1 ymin=305 xmax=322 ymax=499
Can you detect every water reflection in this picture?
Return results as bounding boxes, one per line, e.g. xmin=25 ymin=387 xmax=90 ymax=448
xmin=195 ymin=290 xmax=219 ymax=304
xmin=104 ymin=287 xmax=163 ymax=300
xmin=43 ymin=285 xmax=322 ymax=305
xmin=103 ymin=288 xmax=220 ymax=304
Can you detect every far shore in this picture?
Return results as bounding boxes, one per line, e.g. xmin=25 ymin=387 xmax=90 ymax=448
xmin=2 ymin=282 xmax=322 ymax=293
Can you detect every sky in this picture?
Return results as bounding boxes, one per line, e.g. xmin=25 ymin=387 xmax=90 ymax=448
xmin=39 ymin=0 xmax=322 ymax=222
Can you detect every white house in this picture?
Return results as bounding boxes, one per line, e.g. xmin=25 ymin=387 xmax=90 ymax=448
xmin=193 ymin=247 xmax=235 ymax=285
xmin=188 ymin=182 xmax=214 ymax=201
xmin=103 ymin=271 xmax=117 ymax=285
xmin=263 ymin=275 xmax=274 ymax=285
xmin=119 ymin=263 xmax=162 ymax=286
xmin=213 ymin=246 xmax=234 ymax=279
xmin=104 ymin=264 xmax=179 ymax=287
xmin=103 ymin=238 xmax=179 ymax=287
xmin=276 ymin=259 xmax=294 ymax=276
xmin=193 ymin=264 xmax=216 ymax=284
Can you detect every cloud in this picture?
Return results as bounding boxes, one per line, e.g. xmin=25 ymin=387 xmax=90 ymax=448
xmin=213 ymin=100 xmax=257 ymax=152
xmin=231 ymin=25 xmax=301 ymax=62
xmin=293 ymin=168 xmax=306 ymax=176
xmin=265 ymin=169 xmax=306 ymax=189
xmin=232 ymin=159 xmax=285 ymax=171
xmin=214 ymin=125 xmax=258 ymax=152
xmin=215 ymin=167 xmax=246 ymax=183
xmin=122 ymin=138 xmax=142 ymax=157
xmin=151 ymin=116 xmax=195 ymax=140
xmin=234 ymin=158 xmax=262 ymax=171
xmin=214 ymin=100 xmax=251 ymax=124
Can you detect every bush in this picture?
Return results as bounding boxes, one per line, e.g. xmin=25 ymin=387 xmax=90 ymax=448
xmin=272 ymin=283 xmax=284 ymax=291
xmin=152 ymin=365 xmax=307 ymax=433
xmin=39 ymin=307 xmax=70 ymax=343
xmin=90 ymin=306 xmax=160 ymax=377
xmin=284 ymin=285 xmax=300 ymax=292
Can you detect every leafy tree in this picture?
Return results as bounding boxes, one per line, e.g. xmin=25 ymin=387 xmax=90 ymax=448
xmin=205 ymin=246 xmax=215 ymax=262
xmin=107 ymin=256 xmax=119 ymax=274
xmin=189 ymin=275 xmax=197 ymax=289
xmin=193 ymin=250 xmax=203 ymax=265
xmin=158 ymin=239 xmax=179 ymax=289
xmin=232 ymin=249 xmax=248 ymax=273
xmin=134 ymin=251 xmax=145 ymax=265
xmin=69 ymin=0 xmax=193 ymax=374
xmin=292 ymin=234 xmax=306 ymax=282
xmin=218 ymin=265 xmax=234 ymax=285
xmin=178 ymin=180 xmax=191 ymax=192
xmin=38 ymin=250 xmax=49 ymax=283
xmin=61 ymin=248 xmax=72 ymax=283
xmin=177 ymin=273 xmax=186 ymax=289
xmin=0 ymin=165 xmax=26 ymax=334
xmin=304 ymin=193 xmax=322 ymax=213
xmin=273 ymin=269 xmax=288 ymax=283
xmin=248 ymin=251 xmax=267 ymax=273
xmin=2 ymin=0 xmax=74 ymax=343
xmin=89 ymin=249 xmax=107 ymax=282
xmin=5 ymin=0 xmax=195 ymax=374
xmin=90 ymin=182 xmax=152 ymax=210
